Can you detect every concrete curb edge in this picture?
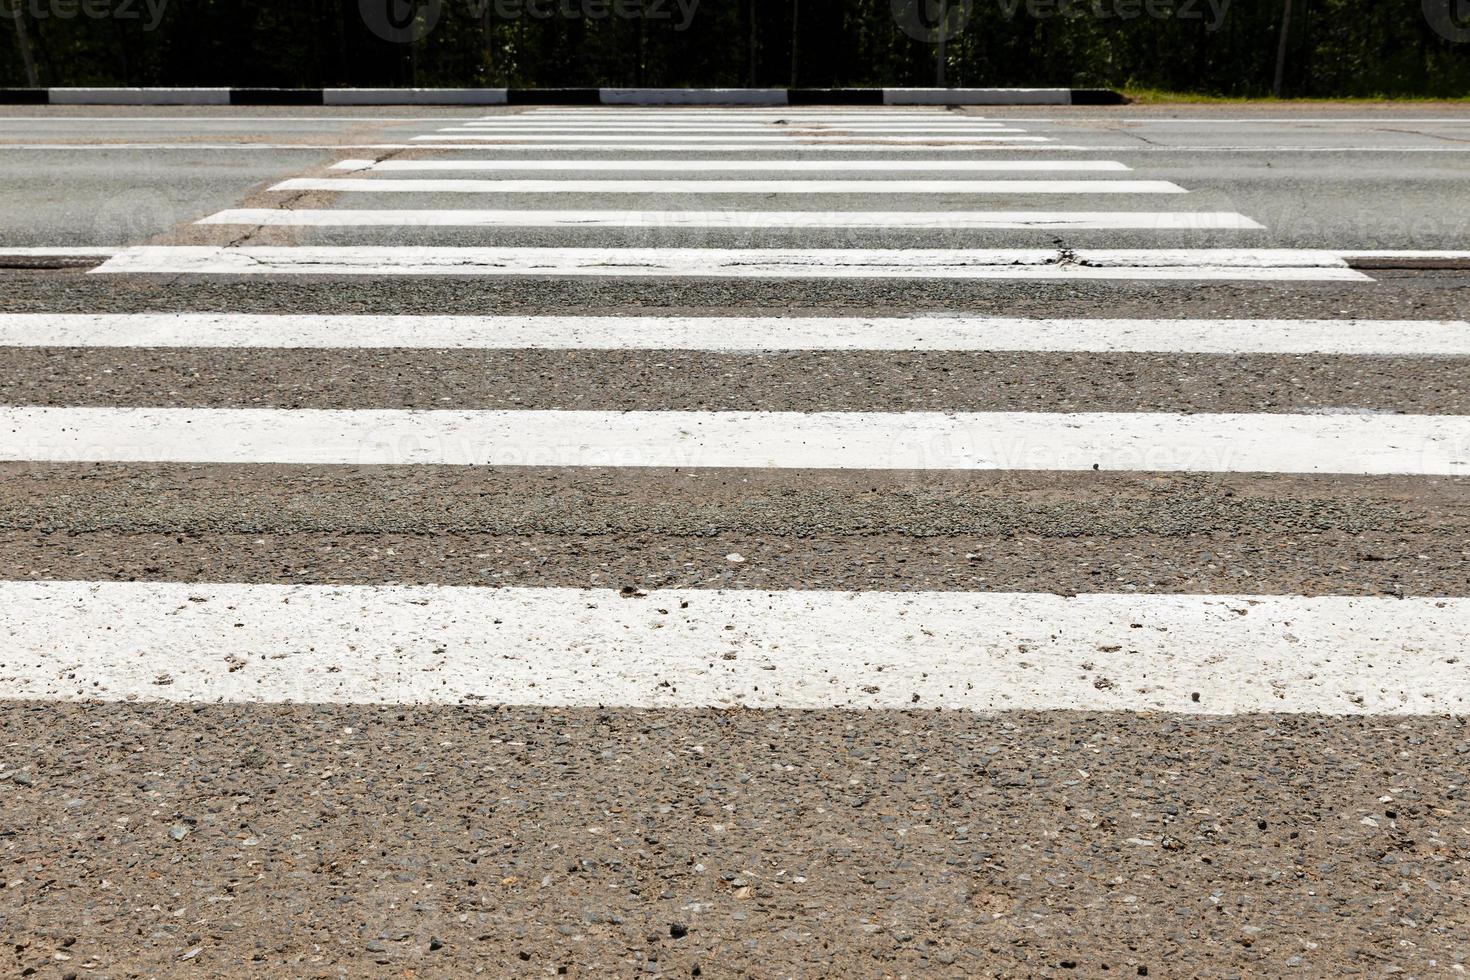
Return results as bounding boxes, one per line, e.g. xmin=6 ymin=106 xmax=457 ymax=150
xmin=0 ymin=87 xmax=1126 ymax=106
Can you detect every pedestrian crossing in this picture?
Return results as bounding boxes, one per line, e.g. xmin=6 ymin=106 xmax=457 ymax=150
xmin=102 ymin=107 xmax=1366 ymax=279
xmin=8 ymin=106 xmax=1469 ymax=722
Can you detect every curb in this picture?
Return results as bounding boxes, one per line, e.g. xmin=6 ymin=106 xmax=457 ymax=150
xmin=0 ymin=87 xmax=1126 ymax=107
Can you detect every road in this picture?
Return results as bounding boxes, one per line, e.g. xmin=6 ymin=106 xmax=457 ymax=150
xmin=0 ymin=103 xmax=1467 ymax=978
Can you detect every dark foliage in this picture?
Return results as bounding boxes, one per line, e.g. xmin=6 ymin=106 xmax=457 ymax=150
xmin=3 ymin=0 xmax=1469 ymax=96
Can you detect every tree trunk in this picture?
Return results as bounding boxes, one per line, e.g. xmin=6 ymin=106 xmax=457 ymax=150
xmin=9 ymin=2 xmax=40 ymax=87
xmin=936 ymin=0 xmax=947 ymax=87
xmin=1273 ymin=0 xmax=1293 ymax=98
xmin=788 ymin=0 xmax=798 ymax=87
xmin=747 ymin=0 xmax=757 ymax=87
xmin=637 ymin=2 xmax=646 ymax=87
xmin=480 ymin=7 xmax=495 ymax=83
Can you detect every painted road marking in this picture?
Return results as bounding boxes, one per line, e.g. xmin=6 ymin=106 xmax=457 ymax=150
xmin=446 ymin=125 xmax=1024 ymax=133
xmin=3 ymin=314 xmax=1461 ymax=356
xmin=14 ymin=144 xmax=1461 ymax=152
xmin=0 ymin=406 xmax=1461 ymax=474
xmin=352 ymin=158 xmax=1131 ymax=172
xmin=391 ymin=142 xmax=1091 ymax=151
xmin=199 ymin=209 xmax=1257 ymax=230
xmin=454 ymin=119 xmax=1019 ymax=126
xmin=90 ymin=246 xmax=1369 ymax=281
xmin=410 ymin=134 xmax=1057 ymax=143
xmin=3 ymin=581 xmax=1466 ymax=714
xmin=269 ymin=177 xmax=1186 ymax=194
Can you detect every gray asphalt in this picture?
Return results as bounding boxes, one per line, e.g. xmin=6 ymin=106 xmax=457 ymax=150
xmin=2 ymin=105 xmax=1469 ymax=249
xmin=2 ymin=466 xmax=1465 ymax=596
xmin=1 ymin=103 xmax=1468 ymax=978
xmin=3 ymin=703 xmax=1467 ymax=978
xmin=1 ymin=348 xmax=1466 ymax=414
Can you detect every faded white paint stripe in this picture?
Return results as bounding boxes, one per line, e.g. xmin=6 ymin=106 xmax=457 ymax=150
xmin=361 ymin=158 xmax=1131 ymax=172
xmin=411 ymin=134 xmax=1056 ymax=144
xmin=2 ymin=314 xmax=1463 ymax=356
xmin=90 ymin=246 xmax=1369 ymax=282
xmin=453 ymin=122 xmax=1019 ymax=129
xmin=270 ymin=177 xmax=1186 ymax=194
xmin=17 ymin=144 xmax=1470 ymax=152
xmin=3 ymin=581 xmax=1466 ymax=714
xmin=0 ymin=246 xmax=123 ymax=257
xmin=199 ymin=209 xmax=1258 ymax=231
xmin=511 ymin=114 xmax=982 ymax=121
xmin=391 ymin=142 xmax=1089 ymax=151
xmin=0 ymin=407 xmax=1461 ymax=475
xmin=1338 ymin=250 xmax=1470 ymax=261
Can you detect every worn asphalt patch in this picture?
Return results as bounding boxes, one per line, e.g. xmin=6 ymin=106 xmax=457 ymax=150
xmin=0 ymin=703 xmax=1465 ymax=977
xmin=0 ymin=348 xmax=1466 ymax=415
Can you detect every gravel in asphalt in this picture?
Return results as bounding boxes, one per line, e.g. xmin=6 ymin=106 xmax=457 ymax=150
xmin=0 ymin=348 xmax=1465 ymax=414
xmin=1 ymin=703 xmax=1465 ymax=977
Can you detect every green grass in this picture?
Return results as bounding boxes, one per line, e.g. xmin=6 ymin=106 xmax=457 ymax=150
xmin=1122 ymin=86 xmax=1470 ymax=104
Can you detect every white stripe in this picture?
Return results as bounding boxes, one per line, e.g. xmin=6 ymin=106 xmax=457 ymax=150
xmin=92 ymin=246 xmax=1367 ymax=282
xmin=514 ymin=111 xmax=975 ymax=118
xmin=389 ymin=144 xmax=1452 ymax=152
xmin=597 ymin=88 xmax=787 ymax=105
xmin=995 ymin=117 xmax=1470 ymax=124
xmin=448 ymin=124 xmax=1020 ymax=132
xmin=3 ymin=314 xmax=1462 ymax=356
xmin=0 ymin=115 xmax=492 ymax=122
xmin=269 ymin=177 xmax=1184 ymax=194
xmin=358 ymin=158 xmax=1131 ymax=173
xmin=46 ymin=87 xmax=231 ymax=106
xmin=0 ymin=246 xmax=123 ymax=257
xmin=518 ymin=113 xmax=1470 ymax=123
xmin=12 ymin=144 xmax=1470 ymax=152
xmin=468 ymin=118 xmax=1014 ymax=126
xmin=456 ymin=119 xmax=1016 ymax=126
xmin=396 ymin=142 xmax=1088 ymax=151
xmin=411 ymin=134 xmax=1056 ymax=144
xmin=4 ymin=581 xmax=1465 ymax=714
xmin=0 ymin=406 xmax=1459 ymax=474
xmin=200 ymin=208 xmax=1259 ymax=231
xmin=323 ymin=88 xmax=507 ymax=106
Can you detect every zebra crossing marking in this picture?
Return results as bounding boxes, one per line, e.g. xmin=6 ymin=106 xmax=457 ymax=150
xmin=441 ymin=124 xmax=1029 ymax=132
xmin=343 ymin=158 xmax=1131 ymax=172
xmin=199 ymin=208 xmax=1256 ymax=230
xmin=4 ymin=581 xmax=1465 ymax=714
xmin=410 ymin=133 xmax=1057 ymax=144
xmin=89 ymin=246 xmax=1368 ymax=281
xmin=268 ymin=177 xmax=1186 ymax=194
xmin=3 ymin=314 xmax=1460 ymax=355
xmin=387 ymin=142 xmax=1089 ymax=151
xmin=1 ymin=406 xmax=1461 ymax=474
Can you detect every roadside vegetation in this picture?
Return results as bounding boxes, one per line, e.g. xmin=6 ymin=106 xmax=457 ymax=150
xmin=3 ymin=0 xmax=1468 ymax=98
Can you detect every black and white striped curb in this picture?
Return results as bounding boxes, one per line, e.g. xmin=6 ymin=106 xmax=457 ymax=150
xmin=0 ymin=87 xmax=1125 ymax=106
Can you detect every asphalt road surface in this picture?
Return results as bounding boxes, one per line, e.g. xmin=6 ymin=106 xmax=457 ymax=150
xmin=0 ymin=103 xmax=1468 ymax=979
